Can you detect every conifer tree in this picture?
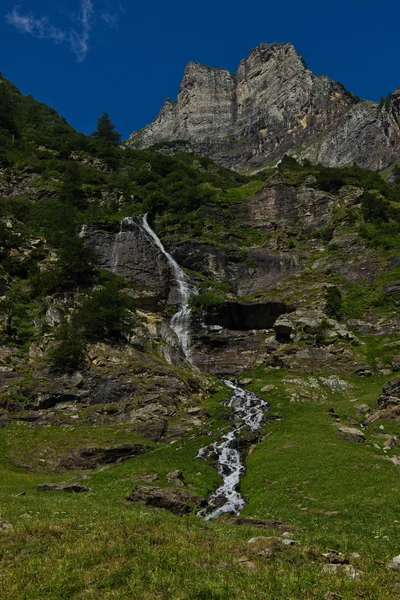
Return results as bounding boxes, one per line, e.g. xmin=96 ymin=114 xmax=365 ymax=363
xmin=91 ymin=112 xmax=121 ymax=145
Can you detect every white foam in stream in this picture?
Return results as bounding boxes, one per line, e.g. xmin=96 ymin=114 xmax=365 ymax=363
xmin=140 ymin=214 xmax=197 ymax=361
xmin=197 ymin=381 xmax=269 ymax=520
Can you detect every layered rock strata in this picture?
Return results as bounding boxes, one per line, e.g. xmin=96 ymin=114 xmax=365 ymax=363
xmin=128 ymin=42 xmax=400 ymax=172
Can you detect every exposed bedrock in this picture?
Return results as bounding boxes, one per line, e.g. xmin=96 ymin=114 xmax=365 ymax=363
xmin=170 ymin=242 xmax=301 ymax=297
xmin=190 ymin=301 xmax=290 ymax=375
xmin=234 ymin=178 xmax=339 ymax=233
xmin=128 ymin=42 xmax=362 ymax=170
xmin=84 ymin=219 xmax=172 ymax=298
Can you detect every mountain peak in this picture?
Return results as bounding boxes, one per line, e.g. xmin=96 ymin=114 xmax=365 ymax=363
xmin=128 ymin=43 xmax=400 ymax=172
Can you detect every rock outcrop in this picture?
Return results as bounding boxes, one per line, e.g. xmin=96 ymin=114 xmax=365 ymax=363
xmin=126 ymin=486 xmax=205 ymax=515
xmin=59 ymin=444 xmax=150 ymax=470
xmin=84 ymin=219 xmax=172 ymax=297
xmin=128 ymin=42 xmax=400 ymax=172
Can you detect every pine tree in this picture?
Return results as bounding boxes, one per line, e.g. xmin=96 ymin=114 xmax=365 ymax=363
xmin=91 ymin=112 xmax=121 ymax=145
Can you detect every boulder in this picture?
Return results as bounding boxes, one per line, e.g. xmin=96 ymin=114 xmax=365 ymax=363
xmin=127 ymin=486 xmax=204 ymax=516
xmin=321 ymin=564 xmax=360 ymax=579
xmin=59 ymin=444 xmax=150 ymax=470
xmin=388 ymin=555 xmax=400 ymax=571
xmin=229 ymin=516 xmax=296 ymax=532
xmin=248 ymin=536 xmax=299 ymax=546
xmin=136 ymin=473 xmax=159 ymax=483
xmin=37 ymin=482 xmax=89 ymax=493
xmin=353 ymin=364 xmax=373 ymax=377
xmin=392 ymin=357 xmax=400 ymax=372
xmin=336 ymin=426 xmax=365 ymax=443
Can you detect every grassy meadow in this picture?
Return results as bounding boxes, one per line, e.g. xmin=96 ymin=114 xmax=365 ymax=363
xmin=2 ymin=366 xmax=400 ymax=599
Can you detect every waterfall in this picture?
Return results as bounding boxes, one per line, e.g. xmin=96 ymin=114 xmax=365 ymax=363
xmin=78 ymin=224 xmax=88 ymax=239
xmin=111 ymin=220 xmax=125 ymax=273
xmin=197 ymin=381 xmax=269 ymax=520
xmin=140 ymin=214 xmax=197 ymax=361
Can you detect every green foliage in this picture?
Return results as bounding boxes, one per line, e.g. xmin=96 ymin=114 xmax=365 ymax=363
xmin=278 ymin=155 xmax=303 ymax=171
xmin=54 ymin=237 xmax=97 ymax=291
xmin=59 ymin=162 xmax=86 ymax=209
xmin=189 ymin=291 xmax=224 ymax=311
xmin=0 ymin=281 xmax=33 ymax=345
xmin=48 ymin=322 xmax=85 ymax=373
xmin=0 ymin=80 xmax=19 ymax=141
xmin=91 ymin=112 xmax=121 ymax=145
xmin=72 ymin=282 xmax=136 ymax=342
xmin=361 ymin=191 xmax=390 ymax=223
xmin=325 ymin=286 xmax=342 ymax=318
xmin=316 ymin=168 xmax=345 ymax=193
xmin=392 ymin=164 xmax=400 ymax=185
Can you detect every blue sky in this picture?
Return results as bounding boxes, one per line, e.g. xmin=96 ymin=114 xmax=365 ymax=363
xmin=1 ymin=0 xmax=399 ymax=139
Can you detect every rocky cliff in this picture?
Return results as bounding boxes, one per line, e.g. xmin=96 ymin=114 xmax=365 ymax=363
xmin=128 ymin=42 xmax=400 ymax=172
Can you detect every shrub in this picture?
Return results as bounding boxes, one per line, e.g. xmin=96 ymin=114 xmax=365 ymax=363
xmin=49 ymin=322 xmax=85 ymax=373
xmin=189 ymin=291 xmax=224 ymax=311
xmin=73 ymin=282 xmax=136 ymax=341
xmin=361 ymin=192 xmax=390 ymax=223
xmin=326 ymin=287 xmax=342 ymax=318
xmin=316 ymin=168 xmax=345 ymax=193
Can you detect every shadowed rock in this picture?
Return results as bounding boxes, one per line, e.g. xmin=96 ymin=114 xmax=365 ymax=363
xmin=37 ymin=482 xmax=89 ymax=493
xmin=126 ymin=486 xmax=205 ymax=515
xmin=59 ymin=445 xmax=150 ymax=470
xmin=229 ymin=516 xmax=297 ymax=532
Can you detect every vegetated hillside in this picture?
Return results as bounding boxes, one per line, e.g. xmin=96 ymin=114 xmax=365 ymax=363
xmin=1 ymin=74 xmax=400 ymax=598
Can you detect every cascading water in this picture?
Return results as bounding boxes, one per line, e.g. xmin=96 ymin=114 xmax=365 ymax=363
xmin=140 ymin=214 xmax=197 ymax=361
xmin=78 ymin=224 xmax=88 ymax=239
xmin=111 ymin=220 xmax=124 ymax=272
xmin=81 ymin=215 xmax=268 ymax=520
xmin=197 ymin=380 xmax=269 ymax=520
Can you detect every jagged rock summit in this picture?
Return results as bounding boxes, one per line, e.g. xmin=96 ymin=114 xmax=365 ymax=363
xmin=128 ymin=42 xmax=400 ymax=172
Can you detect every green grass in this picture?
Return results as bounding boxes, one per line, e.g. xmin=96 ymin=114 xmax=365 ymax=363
xmin=2 ymin=371 xmax=400 ymax=598
xmin=241 ymin=368 xmax=400 ymax=558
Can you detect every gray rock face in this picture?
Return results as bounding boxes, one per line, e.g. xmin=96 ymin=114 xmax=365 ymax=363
xmin=298 ymin=92 xmax=400 ymax=170
xmin=235 ymin=178 xmax=339 ymax=233
xmin=128 ymin=43 xmax=357 ymax=171
xmin=127 ymin=42 xmax=400 ymax=171
xmin=85 ymin=219 xmax=172 ymax=297
xmin=128 ymin=43 xmax=400 ymax=172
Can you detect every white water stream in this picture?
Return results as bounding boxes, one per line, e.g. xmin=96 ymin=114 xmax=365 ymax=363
xmin=88 ymin=216 xmax=269 ymax=519
xmin=136 ymin=215 xmax=197 ymax=361
xmin=197 ymin=381 xmax=269 ymax=520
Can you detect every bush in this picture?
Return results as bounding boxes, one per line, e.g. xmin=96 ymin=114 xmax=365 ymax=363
xmin=316 ymin=168 xmax=345 ymax=194
xmin=189 ymin=291 xmax=224 ymax=311
xmin=326 ymin=287 xmax=342 ymax=318
xmin=278 ymin=155 xmax=303 ymax=172
xmin=49 ymin=322 xmax=85 ymax=373
xmin=361 ymin=192 xmax=390 ymax=223
xmin=73 ymin=282 xmax=136 ymax=341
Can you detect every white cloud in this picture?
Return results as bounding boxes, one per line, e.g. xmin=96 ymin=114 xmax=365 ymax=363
xmin=5 ymin=1 xmax=120 ymax=62
xmin=69 ymin=0 xmax=94 ymax=62
xmin=101 ymin=11 xmax=119 ymax=30
xmin=6 ymin=8 xmax=67 ymax=42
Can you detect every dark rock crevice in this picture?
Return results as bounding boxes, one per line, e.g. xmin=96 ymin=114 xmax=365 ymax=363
xmin=205 ymin=301 xmax=290 ymax=331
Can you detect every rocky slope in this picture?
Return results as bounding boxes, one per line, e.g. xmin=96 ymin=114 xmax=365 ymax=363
xmin=128 ymin=42 xmax=400 ymax=172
